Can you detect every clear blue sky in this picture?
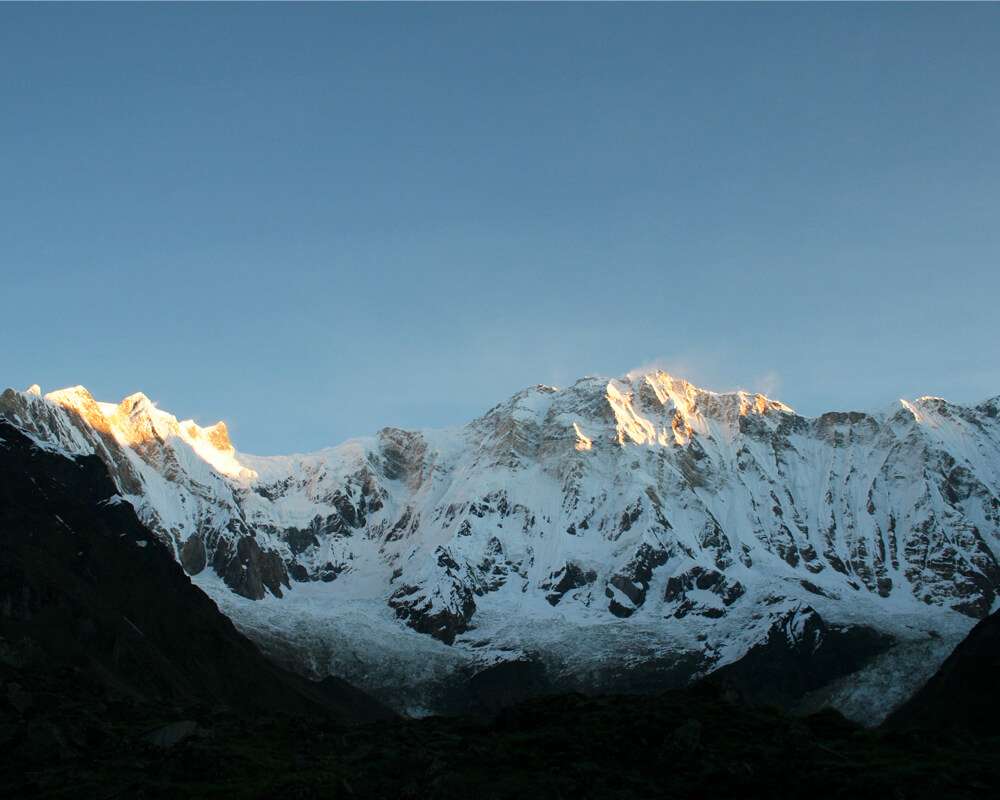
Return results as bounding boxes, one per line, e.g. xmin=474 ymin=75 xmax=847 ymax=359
xmin=2 ymin=4 xmax=998 ymax=454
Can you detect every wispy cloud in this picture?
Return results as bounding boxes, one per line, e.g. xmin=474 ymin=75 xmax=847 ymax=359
xmin=751 ymin=370 xmax=782 ymax=399
xmin=623 ymin=355 xmax=712 ymax=384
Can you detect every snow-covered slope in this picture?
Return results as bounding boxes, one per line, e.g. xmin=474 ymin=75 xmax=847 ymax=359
xmin=3 ymin=372 xmax=998 ymax=718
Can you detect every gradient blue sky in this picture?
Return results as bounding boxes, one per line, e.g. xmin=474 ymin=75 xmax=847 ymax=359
xmin=2 ymin=4 xmax=998 ymax=453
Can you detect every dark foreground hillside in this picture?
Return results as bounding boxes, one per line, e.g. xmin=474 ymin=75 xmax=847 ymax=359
xmin=4 ymin=674 xmax=998 ymax=799
xmin=886 ymin=606 xmax=1000 ymax=737
xmin=2 ymin=418 xmax=998 ymax=799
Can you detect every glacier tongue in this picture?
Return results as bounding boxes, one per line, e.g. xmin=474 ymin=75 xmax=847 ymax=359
xmin=2 ymin=370 xmax=998 ymax=718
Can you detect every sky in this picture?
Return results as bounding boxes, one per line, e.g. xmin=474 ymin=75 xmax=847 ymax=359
xmin=2 ymin=4 xmax=998 ymax=454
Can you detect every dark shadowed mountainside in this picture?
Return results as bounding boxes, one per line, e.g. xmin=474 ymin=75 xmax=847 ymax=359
xmin=886 ymin=607 xmax=1000 ymax=736
xmin=0 ymin=418 xmax=391 ymax=724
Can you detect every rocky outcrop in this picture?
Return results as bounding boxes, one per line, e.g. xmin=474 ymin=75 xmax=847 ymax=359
xmin=388 ymin=582 xmax=476 ymax=645
xmin=664 ymin=565 xmax=746 ymax=618
xmin=541 ymin=562 xmax=596 ymax=606
xmin=605 ymin=541 xmax=671 ymax=617
xmin=180 ymin=534 xmax=207 ymax=575
xmin=387 ymin=548 xmax=477 ymax=644
xmin=211 ymin=534 xmax=290 ymax=600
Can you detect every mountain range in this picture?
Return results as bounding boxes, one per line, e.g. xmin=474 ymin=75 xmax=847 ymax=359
xmin=3 ymin=370 xmax=998 ymax=718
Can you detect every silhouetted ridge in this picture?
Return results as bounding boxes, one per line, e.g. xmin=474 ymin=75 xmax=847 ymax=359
xmin=0 ymin=419 xmax=391 ymax=722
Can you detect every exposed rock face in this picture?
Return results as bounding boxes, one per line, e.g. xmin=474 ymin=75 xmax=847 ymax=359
xmin=3 ymin=371 xmax=998 ymax=716
xmin=211 ymin=534 xmax=290 ymax=600
xmin=664 ymin=565 xmax=746 ymax=619
xmin=542 ymin=562 xmax=596 ymax=606
xmin=180 ymin=534 xmax=207 ymax=575
xmin=606 ymin=542 xmax=671 ymax=617
xmin=387 ymin=548 xmax=477 ymax=645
